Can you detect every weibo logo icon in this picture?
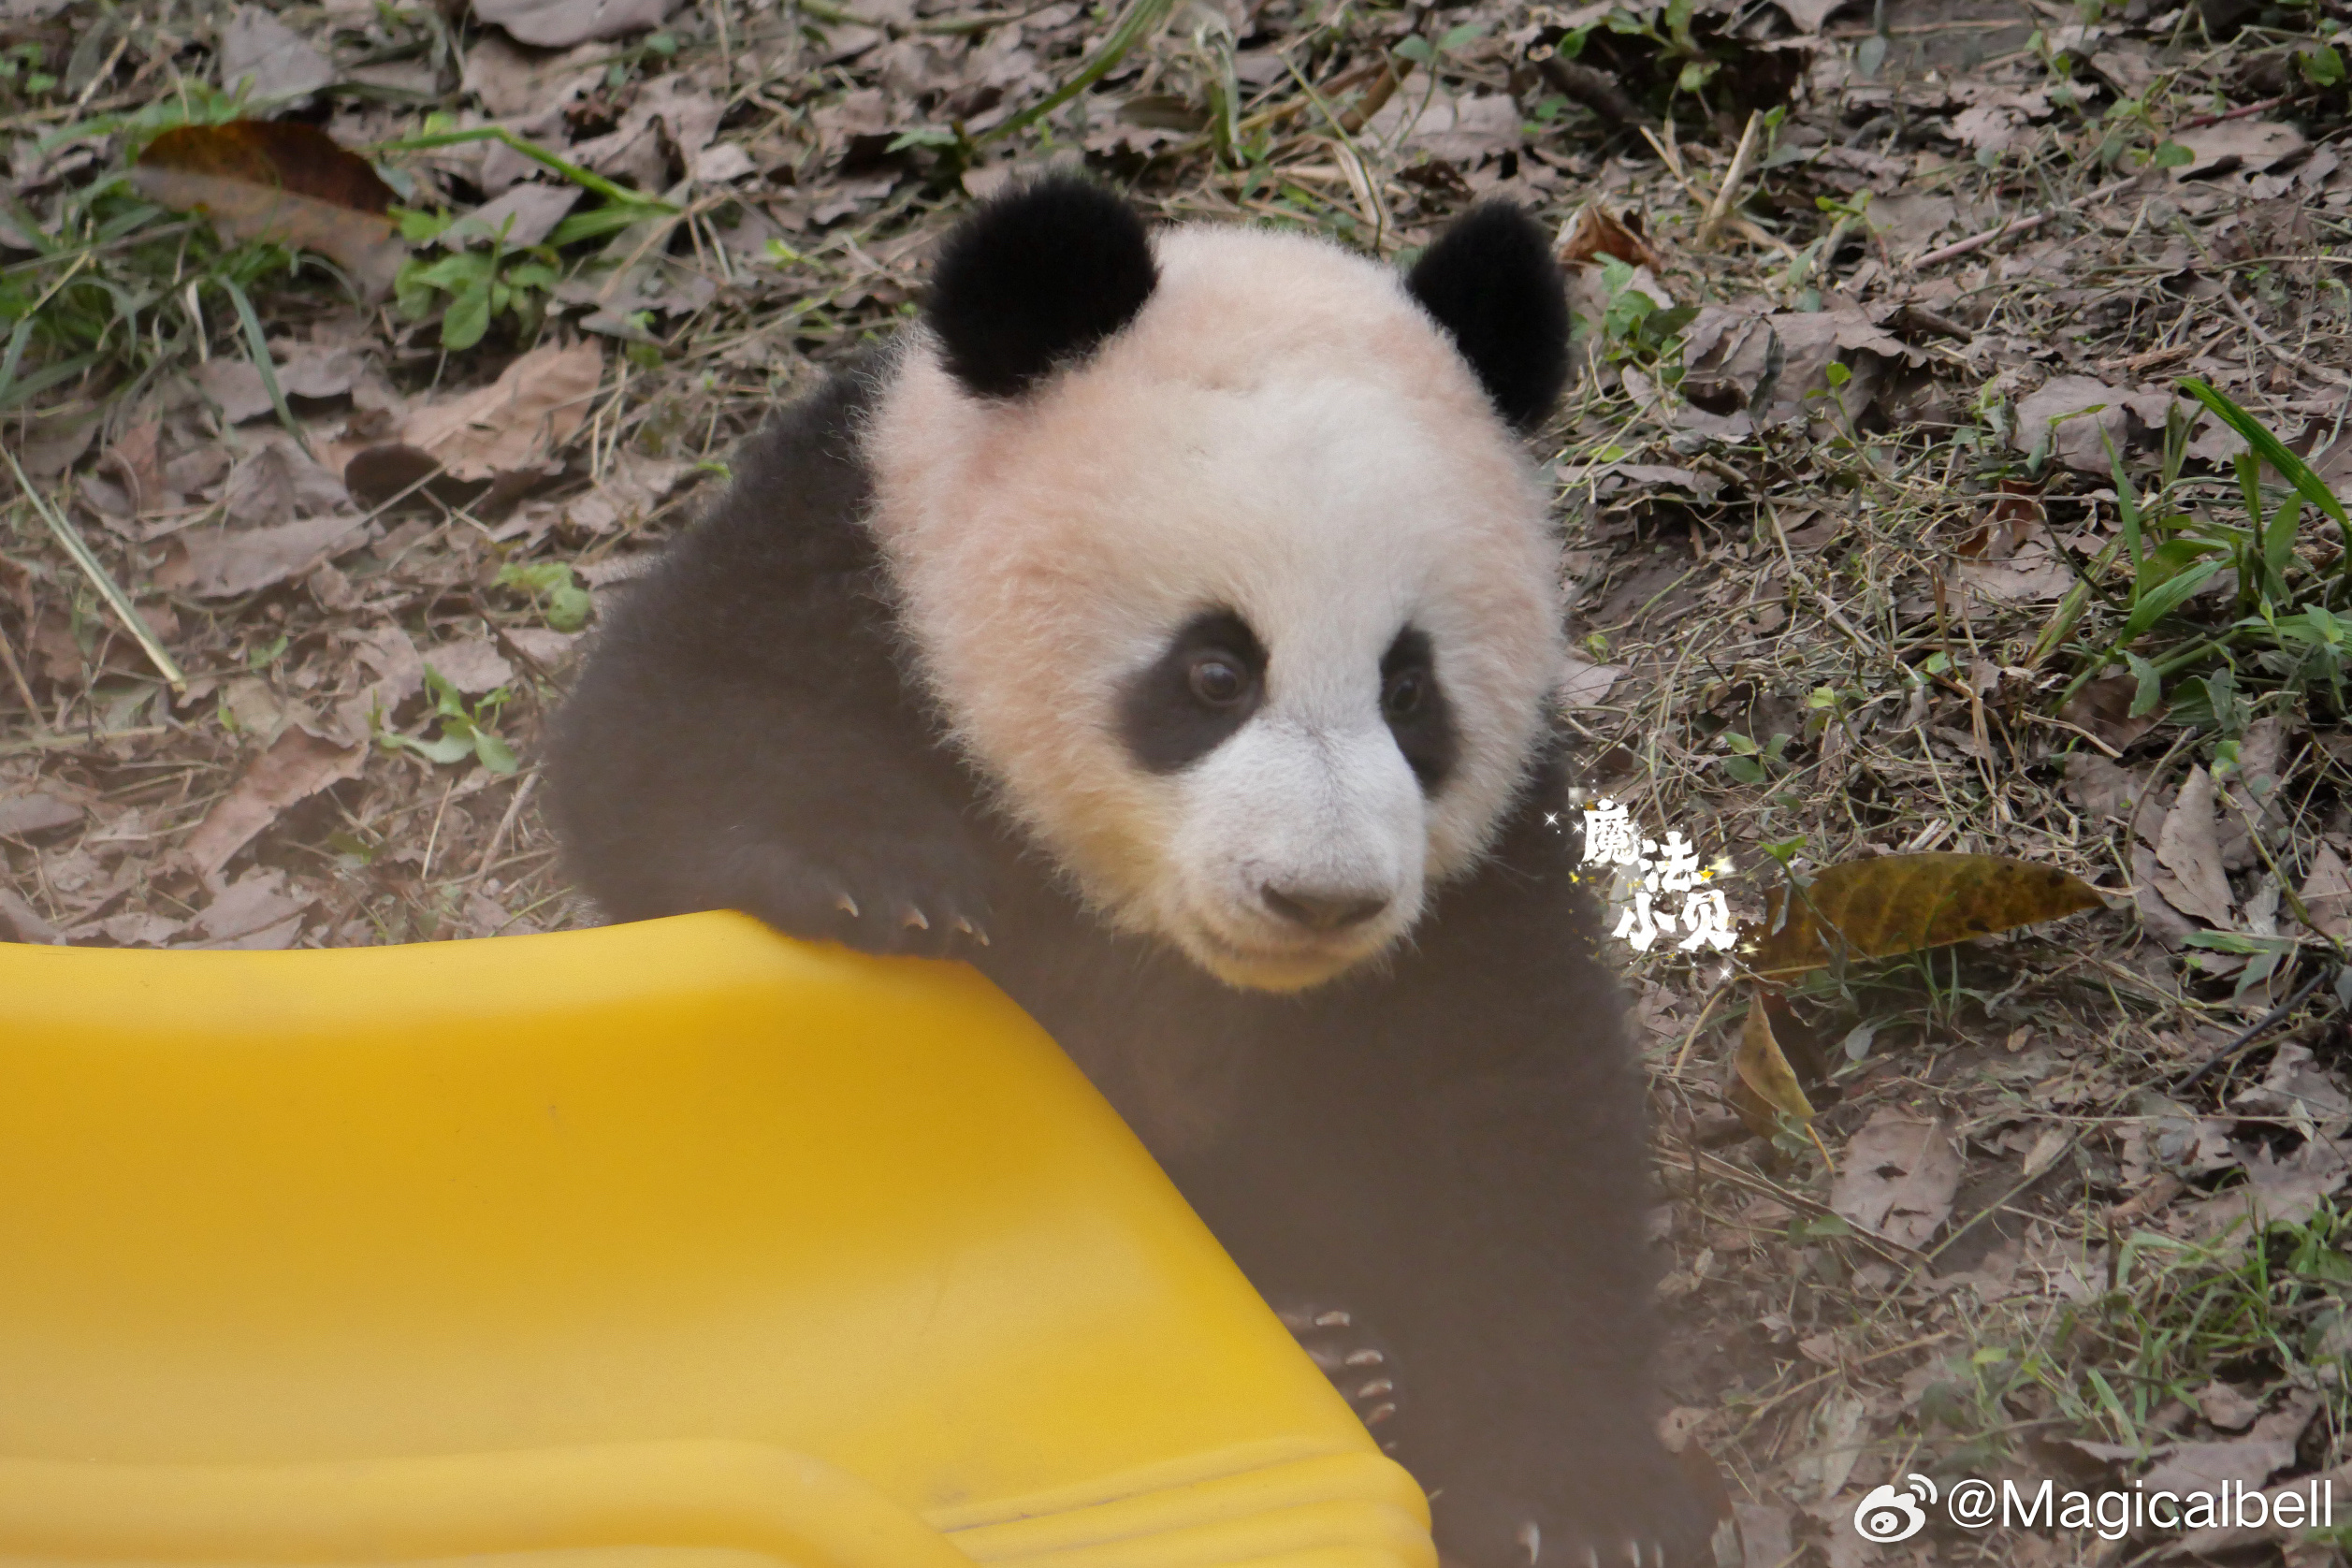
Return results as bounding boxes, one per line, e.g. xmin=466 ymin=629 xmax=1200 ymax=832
xmin=1852 ymin=1474 xmax=1938 ymax=1543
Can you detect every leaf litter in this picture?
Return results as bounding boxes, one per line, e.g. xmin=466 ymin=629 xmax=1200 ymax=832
xmin=7 ymin=0 xmax=2352 ymax=1557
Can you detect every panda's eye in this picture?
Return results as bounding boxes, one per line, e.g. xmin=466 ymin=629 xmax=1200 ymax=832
xmin=1189 ymin=654 xmax=1249 ymax=706
xmin=1384 ymin=669 xmax=1426 ymax=720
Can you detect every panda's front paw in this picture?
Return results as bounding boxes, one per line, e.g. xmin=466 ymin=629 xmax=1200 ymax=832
xmin=739 ymin=839 xmax=995 ymax=959
xmin=1275 ymin=1304 xmax=1403 ymax=1452
xmin=1433 ymin=1447 xmax=1719 ymax=1568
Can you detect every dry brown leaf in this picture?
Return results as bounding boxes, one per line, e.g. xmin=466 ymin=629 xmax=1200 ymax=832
xmin=1747 ymin=852 xmax=2108 ymax=978
xmin=97 ymin=421 xmax=166 ymax=521
xmin=2141 ymin=1432 xmax=2301 ymax=1498
xmin=559 ymin=449 xmax=689 ymax=534
xmin=443 ymin=182 xmax=583 ymax=250
xmin=502 ymin=626 xmax=580 ymax=672
xmin=2171 ymin=122 xmax=2306 ymax=181
xmin=2014 ymin=374 xmax=2129 ymax=472
xmin=334 ymin=622 xmax=428 ymax=744
xmin=192 ymin=864 xmax=312 ymax=943
xmin=1363 ymin=87 xmax=1521 ymax=165
xmin=132 ymin=122 xmax=404 ymax=299
xmin=0 ymin=790 xmax=81 ymax=836
xmin=217 ymin=6 xmax=335 ymax=101
xmin=426 ymin=636 xmax=515 ymax=695
xmin=1955 ymin=548 xmax=2073 ymax=603
xmin=462 ymin=35 xmax=603 ymax=119
xmin=2061 ymin=753 xmax=2142 ymax=825
xmin=196 ymin=357 xmax=274 ymax=424
xmin=2154 ymin=765 xmax=2236 ymax=927
xmin=275 ymin=342 xmax=362 ymax=400
xmin=2059 ymin=671 xmax=2162 ymax=752
xmin=1829 ymin=1111 xmax=1960 ymax=1248
xmin=0 ymin=885 xmax=62 ymax=945
xmin=2299 ymin=843 xmax=2352 ymax=940
xmin=2131 ymin=844 xmax=2198 ymax=950
xmin=1729 ymin=990 xmax=1817 ymax=1141
xmin=1559 ymin=202 xmax=1662 ymax=269
xmin=153 ymin=513 xmax=370 ymax=599
xmin=178 ymin=725 xmax=366 ymax=882
xmin=393 ymin=340 xmax=604 ymax=485
xmin=475 ymin=0 xmax=672 ymax=48
xmin=2196 ymin=1381 xmax=2263 ymax=1431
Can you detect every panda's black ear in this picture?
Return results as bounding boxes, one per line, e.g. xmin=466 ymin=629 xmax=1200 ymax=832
xmin=926 ymin=176 xmax=1158 ymax=399
xmin=1405 ymin=203 xmax=1570 ymax=434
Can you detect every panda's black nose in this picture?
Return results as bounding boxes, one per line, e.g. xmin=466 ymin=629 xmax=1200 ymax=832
xmin=1261 ymin=884 xmax=1390 ymax=932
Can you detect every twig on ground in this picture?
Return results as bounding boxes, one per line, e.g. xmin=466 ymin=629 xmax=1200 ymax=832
xmin=2172 ymin=968 xmax=2332 ymax=1091
xmin=1697 ymin=112 xmax=1764 ymax=252
xmin=1914 ymin=173 xmax=2145 ymax=268
xmin=2218 ymin=287 xmax=2352 ymax=390
xmin=1535 ymin=54 xmax=1655 ymax=131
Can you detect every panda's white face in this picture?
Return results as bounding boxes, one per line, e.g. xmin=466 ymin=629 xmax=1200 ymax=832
xmin=866 ymin=225 xmax=1562 ymax=991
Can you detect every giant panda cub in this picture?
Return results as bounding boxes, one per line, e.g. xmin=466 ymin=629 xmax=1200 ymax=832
xmin=546 ymin=178 xmax=1711 ymax=1567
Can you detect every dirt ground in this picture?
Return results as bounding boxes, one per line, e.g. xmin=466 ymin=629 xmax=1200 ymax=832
xmin=6 ymin=0 xmax=2352 ymax=1561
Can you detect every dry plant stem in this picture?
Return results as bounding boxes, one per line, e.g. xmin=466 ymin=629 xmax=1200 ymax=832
xmin=1913 ymin=173 xmax=2143 ymax=267
xmin=471 ymin=771 xmax=539 ymax=883
xmin=1336 ymin=61 xmax=1406 ymax=136
xmin=1534 ymin=54 xmax=1654 ymax=131
xmin=1769 ymin=503 xmax=1871 ymax=651
xmin=0 ymin=617 xmax=38 ymax=719
xmin=1697 ymin=111 xmax=1764 ymax=252
xmin=3 ymin=447 xmax=185 ymax=691
xmin=2219 ymin=287 xmax=2352 ymax=390
xmin=1669 ymin=977 xmax=1729 ymax=1076
xmin=2172 ymin=969 xmax=2330 ymax=1092
xmin=2174 ymin=93 xmax=2291 ymax=129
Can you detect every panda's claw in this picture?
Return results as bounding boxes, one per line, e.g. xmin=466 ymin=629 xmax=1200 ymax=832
xmin=834 ymin=892 xmax=861 ymax=919
xmin=901 ymin=906 xmax=931 ymax=931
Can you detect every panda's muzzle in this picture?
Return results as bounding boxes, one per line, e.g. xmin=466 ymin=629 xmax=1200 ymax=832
xmin=1259 ymin=883 xmax=1390 ymax=933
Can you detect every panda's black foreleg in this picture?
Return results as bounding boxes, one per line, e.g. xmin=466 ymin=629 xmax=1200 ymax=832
xmin=544 ymin=361 xmax=1006 ymax=961
xmin=1165 ymin=794 xmax=1715 ymax=1567
xmin=1194 ymin=1046 xmax=1712 ymax=1568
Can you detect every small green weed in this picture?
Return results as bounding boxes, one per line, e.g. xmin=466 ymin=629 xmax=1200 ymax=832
xmin=392 ymin=211 xmax=561 ymax=352
xmin=497 ymin=561 xmax=592 ymax=633
xmin=2044 ymin=380 xmax=2352 ymax=722
xmin=379 ymin=666 xmax=519 ymax=775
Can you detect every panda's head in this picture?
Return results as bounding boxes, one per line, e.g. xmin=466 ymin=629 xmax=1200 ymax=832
xmin=867 ymin=179 xmax=1570 ymax=993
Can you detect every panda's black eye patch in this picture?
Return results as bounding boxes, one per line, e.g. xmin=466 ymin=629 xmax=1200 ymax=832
xmin=1119 ymin=610 xmax=1266 ymax=774
xmin=1381 ymin=627 xmax=1458 ymax=793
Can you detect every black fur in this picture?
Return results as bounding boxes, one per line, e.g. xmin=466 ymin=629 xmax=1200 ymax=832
xmin=545 ymin=201 xmax=1712 ymax=1566
xmin=1405 ymin=204 xmax=1572 ymax=434
xmin=1116 ymin=609 xmax=1268 ymax=775
xmin=544 ymin=354 xmax=999 ymax=955
xmin=927 ymin=177 xmax=1158 ymax=399
xmin=1378 ymin=627 xmax=1457 ymax=792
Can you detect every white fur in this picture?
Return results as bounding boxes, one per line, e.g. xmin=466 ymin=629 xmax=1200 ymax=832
xmin=864 ymin=223 xmax=1562 ymax=991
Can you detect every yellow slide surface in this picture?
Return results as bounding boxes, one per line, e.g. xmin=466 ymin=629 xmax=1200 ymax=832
xmin=0 ymin=913 xmax=1431 ymax=1568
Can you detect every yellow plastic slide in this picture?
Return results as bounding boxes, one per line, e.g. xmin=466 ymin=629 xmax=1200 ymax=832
xmin=0 ymin=911 xmax=1431 ymax=1568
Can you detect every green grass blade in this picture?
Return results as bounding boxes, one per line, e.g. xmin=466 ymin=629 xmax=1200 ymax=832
xmin=2 ymin=443 xmax=187 ymax=690
xmin=2181 ymin=377 xmax=2347 ymax=527
xmin=980 ymin=0 xmax=1178 ymax=144
xmin=2121 ymin=558 xmax=2224 ymax=639
xmin=221 ymin=277 xmax=312 ymax=457
xmin=0 ymin=349 xmax=96 ymax=411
